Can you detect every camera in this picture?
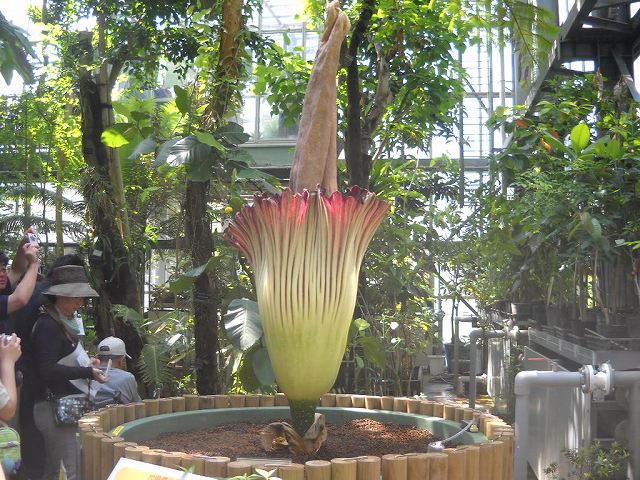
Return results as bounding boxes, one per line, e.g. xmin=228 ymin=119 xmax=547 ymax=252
xmin=1 ymin=334 xmax=12 ymax=345
xmin=27 ymin=233 xmax=39 ymax=246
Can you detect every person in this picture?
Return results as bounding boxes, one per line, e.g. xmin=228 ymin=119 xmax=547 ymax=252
xmin=31 ymin=265 xmax=107 ymax=480
xmin=11 ymin=254 xmax=85 ymax=480
xmin=0 ymin=243 xmax=40 ymax=330
xmin=94 ymin=337 xmax=141 ymax=407
xmin=0 ymin=333 xmax=21 ymax=422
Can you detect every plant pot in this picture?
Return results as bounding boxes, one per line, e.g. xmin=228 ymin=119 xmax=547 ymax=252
xmin=510 ymin=302 xmax=532 ymax=317
xmin=426 ymin=355 xmax=446 ymax=376
xmin=79 ymin=394 xmax=512 ymax=480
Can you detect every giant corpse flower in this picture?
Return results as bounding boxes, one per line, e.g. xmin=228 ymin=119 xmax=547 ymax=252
xmin=225 ymin=1 xmax=388 ymax=442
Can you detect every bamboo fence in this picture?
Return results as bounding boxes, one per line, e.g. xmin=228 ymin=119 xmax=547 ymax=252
xmin=79 ymin=394 xmax=513 ymax=480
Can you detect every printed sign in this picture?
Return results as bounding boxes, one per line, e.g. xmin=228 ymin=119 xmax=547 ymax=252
xmin=107 ymin=458 xmax=215 ymax=480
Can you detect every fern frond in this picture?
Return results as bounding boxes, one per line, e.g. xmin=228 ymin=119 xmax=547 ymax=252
xmin=136 ymin=343 xmax=172 ymax=389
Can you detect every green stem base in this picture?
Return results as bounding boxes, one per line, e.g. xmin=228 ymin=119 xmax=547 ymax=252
xmin=289 ymin=399 xmax=318 ymax=436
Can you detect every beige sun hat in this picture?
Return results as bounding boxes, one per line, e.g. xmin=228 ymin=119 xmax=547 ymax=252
xmin=42 ymin=265 xmax=99 ymax=298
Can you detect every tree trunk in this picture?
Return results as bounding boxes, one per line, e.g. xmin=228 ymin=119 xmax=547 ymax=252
xmin=185 ymin=0 xmax=246 ymax=394
xmin=78 ymin=72 xmax=144 ymax=363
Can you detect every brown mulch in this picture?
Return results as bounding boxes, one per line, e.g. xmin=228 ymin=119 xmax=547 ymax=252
xmin=140 ymin=418 xmax=439 ymax=462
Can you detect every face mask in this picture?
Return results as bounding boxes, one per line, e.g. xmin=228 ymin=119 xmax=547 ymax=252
xmin=53 ymin=305 xmax=82 ymax=336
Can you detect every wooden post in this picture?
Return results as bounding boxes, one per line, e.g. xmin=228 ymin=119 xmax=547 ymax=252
xmin=186 ymin=455 xmax=207 ymax=475
xmin=445 ymin=448 xmax=467 ymax=480
xmin=305 ymin=459 xmax=332 ymax=480
xmin=84 ymin=431 xmax=105 ymax=480
xmin=229 ymin=394 xmax=246 ymax=408
xmin=494 ymin=431 xmax=514 ymax=480
xmin=134 ymin=402 xmax=146 ymax=419
xmin=479 ymin=443 xmax=495 ymax=480
xmin=260 ymin=395 xmax=276 ymax=407
xmin=419 ymin=400 xmax=434 ymax=416
xmin=381 ymin=454 xmax=407 ymax=480
xmin=336 ymin=394 xmax=352 ymax=407
xmin=100 ymin=435 xmax=123 ymax=480
xmin=123 ymin=404 xmax=136 ymax=422
xmin=407 ymin=399 xmax=421 ymax=413
xmin=160 ymin=452 xmax=183 ymax=469
xmin=124 ymin=445 xmax=149 ymax=462
xmin=380 ymin=396 xmax=394 ymax=410
xmin=331 ymin=458 xmax=357 ymax=480
xmin=432 ymin=403 xmax=444 ymax=418
xmin=463 ymin=408 xmax=475 ymax=421
xmin=158 ymin=398 xmax=173 ymax=414
xmin=201 ymin=395 xmax=216 ymax=409
xmin=405 ymin=453 xmax=429 ymax=480
xmin=490 ymin=441 xmax=505 ymax=480
xmin=275 ymin=393 xmax=289 ymax=406
xmin=113 ymin=442 xmax=136 ymax=464
xmin=454 ymin=407 xmax=465 ymax=422
xmin=278 ymin=463 xmax=305 ymax=480
xmin=214 ymin=395 xmax=230 ymax=408
xmin=227 ymin=460 xmax=253 ymax=476
xmin=245 ymin=394 xmax=260 ymax=407
xmin=443 ymin=404 xmax=457 ymax=420
xmin=184 ymin=394 xmax=200 ymax=411
xmin=425 ymin=452 xmax=448 ymax=479
xmin=351 ymin=395 xmax=366 ymax=408
xmin=98 ymin=409 xmax=111 ymax=431
xmin=143 ymin=399 xmax=160 ymax=416
xmin=392 ymin=397 xmax=408 ymax=412
xmin=204 ymin=457 xmax=230 ymax=477
xmin=141 ymin=449 xmax=164 ymax=465
xmin=172 ymin=397 xmax=186 ymax=412
xmin=356 ymin=456 xmax=380 ymax=480
xmin=460 ymin=445 xmax=480 ymax=480
xmin=364 ymin=396 xmax=381 ymax=410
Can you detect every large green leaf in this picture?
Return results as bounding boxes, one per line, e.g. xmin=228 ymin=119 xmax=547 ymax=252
xmin=215 ymin=122 xmax=251 ymax=145
xmin=252 ymin=347 xmax=275 ymax=386
xmin=224 ymin=298 xmax=263 ymax=351
xmin=168 ymin=261 xmax=209 ymax=293
xmin=355 ymin=335 xmax=386 ymax=369
xmin=570 ymin=123 xmax=591 ymax=152
xmin=174 ymin=85 xmax=190 ymax=115
xmin=101 ymin=123 xmax=132 ymax=148
xmin=128 ymin=137 xmax=157 ymax=160
xmin=195 ymin=131 xmax=225 ymax=152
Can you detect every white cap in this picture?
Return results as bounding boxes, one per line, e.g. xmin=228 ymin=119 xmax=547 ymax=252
xmin=97 ymin=336 xmax=131 ymax=358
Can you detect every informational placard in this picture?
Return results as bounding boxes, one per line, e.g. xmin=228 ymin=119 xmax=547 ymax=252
xmin=107 ymin=458 xmax=215 ymax=480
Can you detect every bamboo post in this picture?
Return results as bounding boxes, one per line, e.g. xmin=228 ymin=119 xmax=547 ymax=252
xmin=392 ymin=397 xmax=408 ymax=412
xmin=184 ymin=394 xmax=200 ymax=411
xmin=214 ymin=395 xmax=231 ymax=408
xmin=229 ymin=394 xmax=246 ymax=408
xmin=260 ymin=395 xmax=276 ymax=407
xmin=419 ymin=400 xmax=434 ymax=416
xmin=356 ymin=455 xmax=380 ymax=480
xmin=134 ymin=402 xmax=146 ymax=419
xmin=172 ymin=397 xmax=186 ymax=412
xmin=364 ymin=396 xmax=381 ymax=410
xmin=227 ymin=460 xmax=253 ymax=476
xmin=381 ymin=454 xmax=407 ymax=480
xmin=143 ymin=399 xmax=160 ymax=416
xmin=380 ymin=396 xmax=394 ymax=410
xmin=278 ymin=463 xmax=305 ymax=480
xmin=124 ymin=404 xmax=136 ymax=422
xmin=124 ymin=445 xmax=149 ymax=462
xmin=275 ymin=393 xmax=289 ymax=406
xmin=445 ymin=448 xmax=466 ymax=480
xmin=204 ymin=457 xmax=230 ymax=477
xmin=321 ymin=394 xmax=336 ymax=407
xmin=335 ymin=394 xmax=352 ymax=408
xmin=305 ymin=460 xmax=332 ymax=480
xmin=331 ymin=458 xmax=357 ymax=480
xmin=405 ymin=453 xmax=429 ymax=480
xmin=158 ymin=398 xmax=173 ymax=414
xmin=245 ymin=394 xmax=260 ymax=407
xmin=160 ymin=452 xmax=183 ymax=469
xmin=100 ymin=435 xmax=123 ymax=480
xmin=425 ymin=452 xmax=448 ymax=479
xmin=351 ymin=395 xmax=366 ymax=408
xmin=407 ymin=399 xmax=421 ymax=414
xmin=432 ymin=403 xmax=444 ymax=418
xmin=443 ymin=404 xmax=457 ymax=420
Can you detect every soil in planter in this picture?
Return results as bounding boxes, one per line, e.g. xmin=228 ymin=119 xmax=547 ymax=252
xmin=140 ymin=418 xmax=440 ymax=462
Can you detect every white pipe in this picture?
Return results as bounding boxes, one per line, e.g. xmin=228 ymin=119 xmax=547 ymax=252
xmin=469 ymin=328 xmax=507 ymax=408
xmin=514 ymin=371 xmax=584 ymax=480
xmin=514 ymin=368 xmax=640 ymax=480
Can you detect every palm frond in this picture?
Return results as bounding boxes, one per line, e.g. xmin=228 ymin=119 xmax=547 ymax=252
xmin=0 ymin=215 xmax=85 ymax=238
xmin=0 ymin=183 xmax=85 ymax=216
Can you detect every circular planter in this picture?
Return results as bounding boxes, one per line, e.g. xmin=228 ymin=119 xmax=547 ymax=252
xmin=79 ymin=394 xmax=514 ymax=480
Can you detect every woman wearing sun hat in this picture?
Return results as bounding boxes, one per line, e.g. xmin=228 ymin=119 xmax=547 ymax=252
xmin=31 ymin=265 xmax=107 ymax=480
